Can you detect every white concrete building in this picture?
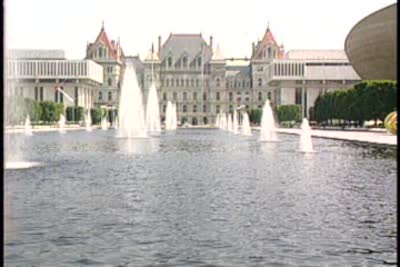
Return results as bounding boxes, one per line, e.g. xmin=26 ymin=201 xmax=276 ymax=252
xmin=6 ymin=49 xmax=103 ymax=109
xmin=267 ymin=50 xmax=361 ymax=117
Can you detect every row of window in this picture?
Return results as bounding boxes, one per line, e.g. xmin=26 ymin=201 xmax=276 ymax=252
xmin=165 ymin=56 xmax=202 ymax=68
xmin=161 ymin=91 xmax=271 ymax=101
xmin=273 ymin=62 xmax=305 ymax=77
xmin=8 ymin=61 xmax=89 ymax=77
xmin=160 ymin=77 xmax=256 ymax=89
xmin=98 ymin=91 xmax=113 ymax=101
xmin=161 ymin=104 xmax=251 ymax=114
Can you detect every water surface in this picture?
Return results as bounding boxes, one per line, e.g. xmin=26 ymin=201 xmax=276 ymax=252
xmin=4 ymin=129 xmax=397 ymax=266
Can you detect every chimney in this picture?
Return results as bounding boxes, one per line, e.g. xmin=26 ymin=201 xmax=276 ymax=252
xmin=209 ymin=36 xmax=213 ymax=50
xmin=158 ymin=36 xmax=161 ymax=54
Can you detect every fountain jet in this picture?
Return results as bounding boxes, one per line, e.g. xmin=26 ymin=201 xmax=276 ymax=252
xmin=116 ymin=62 xmax=148 ymax=138
xmin=259 ymin=99 xmax=278 ymax=141
xmin=146 ymin=83 xmax=161 ymax=133
xmin=299 ymin=118 xmax=315 ymax=153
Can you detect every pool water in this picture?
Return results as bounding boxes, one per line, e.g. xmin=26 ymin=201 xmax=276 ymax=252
xmin=4 ymin=129 xmax=397 ymax=266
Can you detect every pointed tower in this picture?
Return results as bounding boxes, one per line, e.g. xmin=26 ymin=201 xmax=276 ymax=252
xmin=252 ymin=24 xmax=283 ymax=60
xmin=85 ymin=22 xmax=125 ymax=110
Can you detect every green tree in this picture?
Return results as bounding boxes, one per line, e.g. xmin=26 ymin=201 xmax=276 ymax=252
xmin=277 ymin=104 xmax=302 ymax=126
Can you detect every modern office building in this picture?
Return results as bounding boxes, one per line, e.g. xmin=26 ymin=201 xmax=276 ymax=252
xmin=345 ymin=3 xmax=397 ymax=80
xmin=6 ymin=49 xmax=103 ymax=109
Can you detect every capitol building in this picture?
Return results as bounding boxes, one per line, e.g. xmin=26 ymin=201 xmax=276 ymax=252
xmin=6 ymin=24 xmax=361 ymax=125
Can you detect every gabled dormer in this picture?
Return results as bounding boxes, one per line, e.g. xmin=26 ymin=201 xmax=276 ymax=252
xmin=252 ymin=24 xmax=284 ymax=60
xmin=86 ymin=22 xmax=123 ymax=62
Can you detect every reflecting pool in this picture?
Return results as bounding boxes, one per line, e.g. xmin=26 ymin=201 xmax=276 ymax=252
xmin=4 ymin=129 xmax=397 ymax=266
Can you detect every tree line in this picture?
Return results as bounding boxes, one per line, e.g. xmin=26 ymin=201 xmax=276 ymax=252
xmin=310 ymin=80 xmax=397 ymax=127
xmin=5 ymin=96 xmax=115 ymax=126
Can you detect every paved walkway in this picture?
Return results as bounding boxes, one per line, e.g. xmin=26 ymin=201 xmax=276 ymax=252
xmin=253 ymin=127 xmax=397 ymax=146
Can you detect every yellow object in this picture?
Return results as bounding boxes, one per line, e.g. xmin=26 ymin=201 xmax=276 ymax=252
xmin=384 ymin=111 xmax=397 ymax=135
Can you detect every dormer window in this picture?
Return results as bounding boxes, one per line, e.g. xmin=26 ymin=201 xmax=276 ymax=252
xmin=182 ymin=56 xmax=187 ymax=67
xmin=168 ymin=57 xmax=173 ymax=68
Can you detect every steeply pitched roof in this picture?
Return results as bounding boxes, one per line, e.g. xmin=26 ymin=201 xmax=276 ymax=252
xmin=254 ymin=26 xmax=280 ymax=58
xmin=211 ymin=44 xmax=224 ymax=61
xmin=160 ymin=33 xmax=212 ymax=63
xmin=87 ymin=23 xmax=122 ymax=61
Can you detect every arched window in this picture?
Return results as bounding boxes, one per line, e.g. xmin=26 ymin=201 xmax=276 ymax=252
xmin=98 ymin=47 xmax=103 ymax=58
xmin=258 ymin=78 xmax=262 ymax=87
xmin=258 ymin=92 xmax=262 ymax=101
xmin=163 ymin=105 xmax=167 ymax=113
xmin=99 ymin=91 xmax=103 ymax=100
xmin=229 ymin=105 xmax=233 ymax=112
xmin=193 ymin=92 xmax=198 ymax=100
xmin=163 ymin=92 xmax=167 ymax=101
xmin=183 ymin=92 xmax=187 ymax=100
xmin=203 ymin=117 xmax=208 ymax=124
xmin=183 ymin=105 xmax=187 ymax=112
xmin=203 ymin=92 xmax=207 ymax=101
xmin=108 ymin=91 xmax=112 ymax=101
xmin=229 ymin=92 xmax=233 ymax=101
xmin=216 ymin=105 xmax=220 ymax=113
xmin=216 ymin=92 xmax=220 ymax=101
xmin=216 ymin=78 xmax=220 ymax=87
xmin=182 ymin=57 xmax=187 ymax=67
xmin=173 ymin=92 xmax=177 ymax=100
xmin=193 ymin=105 xmax=197 ymax=113
xmin=168 ymin=57 xmax=173 ymax=67
xmin=267 ymin=91 xmax=272 ymax=100
xmin=108 ymin=78 xmax=112 ymax=86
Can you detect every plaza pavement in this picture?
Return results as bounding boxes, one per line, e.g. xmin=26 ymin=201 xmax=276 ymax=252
xmin=253 ymin=127 xmax=397 ymax=146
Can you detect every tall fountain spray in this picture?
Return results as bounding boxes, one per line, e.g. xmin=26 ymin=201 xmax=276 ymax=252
xmin=227 ymin=113 xmax=233 ymax=132
xmin=146 ymin=83 xmax=161 ymax=133
xmin=259 ymin=99 xmax=278 ymax=141
xmin=215 ymin=114 xmax=220 ymax=128
xmin=165 ymin=101 xmax=176 ymax=130
xmin=233 ymin=110 xmax=239 ymax=134
xmin=241 ymin=112 xmax=252 ymax=136
xmin=85 ymin=110 xmax=92 ymax=132
xmin=172 ymin=103 xmax=178 ymax=129
xmin=24 ymin=115 xmax=33 ymax=136
xmin=116 ymin=62 xmax=148 ymax=138
xmin=58 ymin=114 xmax=66 ymax=134
xmin=101 ymin=116 xmax=108 ymax=130
xmin=299 ymin=118 xmax=315 ymax=152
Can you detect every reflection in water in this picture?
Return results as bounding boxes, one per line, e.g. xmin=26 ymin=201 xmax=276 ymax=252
xmin=118 ymin=137 xmax=160 ymax=155
xmin=4 ymin=129 xmax=397 ymax=266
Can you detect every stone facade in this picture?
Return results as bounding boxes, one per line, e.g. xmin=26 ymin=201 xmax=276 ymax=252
xmin=140 ymin=27 xmax=360 ymax=124
xmin=85 ymin=23 xmax=124 ymax=109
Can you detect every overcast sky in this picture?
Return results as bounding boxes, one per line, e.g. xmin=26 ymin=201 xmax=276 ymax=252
xmin=5 ymin=0 xmax=396 ymax=60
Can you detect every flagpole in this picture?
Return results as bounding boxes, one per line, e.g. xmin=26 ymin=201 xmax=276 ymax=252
xmin=201 ymin=42 xmax=204 ymax=124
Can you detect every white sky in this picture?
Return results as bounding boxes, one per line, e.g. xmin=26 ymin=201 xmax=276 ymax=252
xmin=5 ymin=0 xmax=396 ymax=60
